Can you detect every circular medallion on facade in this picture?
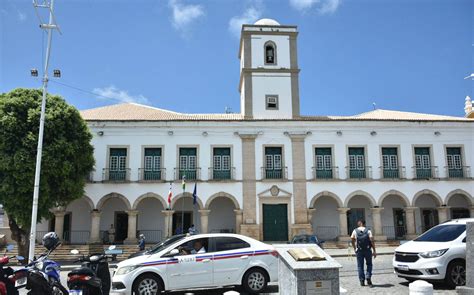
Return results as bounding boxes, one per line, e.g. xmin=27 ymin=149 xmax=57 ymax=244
xmin=270 ymin=185 xmax=280 ymax=196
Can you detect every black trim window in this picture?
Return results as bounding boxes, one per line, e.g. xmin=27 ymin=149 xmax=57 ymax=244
xmin=212 ymin=237 xmax=250 ymax=252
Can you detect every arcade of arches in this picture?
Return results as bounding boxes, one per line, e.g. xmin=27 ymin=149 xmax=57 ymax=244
xmin=42 ymin=190 xmax=472 ymax=244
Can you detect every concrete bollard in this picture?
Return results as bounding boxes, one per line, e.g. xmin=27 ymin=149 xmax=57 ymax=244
xmin=409 ymin=280 xmax=433 ymax=295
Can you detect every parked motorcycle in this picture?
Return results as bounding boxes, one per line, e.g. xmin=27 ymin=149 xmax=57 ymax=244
xmin=67 ymin=245 xmax=119 ymax=295
xmin=14 ymin=232 xmax=68 ymax=295
xmin=0 ymin=244 xmax=24 ymax=295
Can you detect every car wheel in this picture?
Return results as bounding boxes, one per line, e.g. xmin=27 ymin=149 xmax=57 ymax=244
xmin=133 ymin=274 xmax=163 ymax=295
xmin=242 ymin=268 xmax=268 ymax=294
xmin=445 ymin=260 xmax=466 ymax=288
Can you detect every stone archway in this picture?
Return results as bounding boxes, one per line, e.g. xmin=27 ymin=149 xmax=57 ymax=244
xmin=134 ymin=193 xmax=166 ymax=243
xmin=446 ymin=190 xmax=473 ymax=219
xmin=207 ymin=192 xmax=239 ymax=234
xmin=98 ymin=193 xmax=131 ymax=243
xmin=310 ymin=192 xmax=341 ymax=241
xmin=65 ymin=196 xmax=94 ymax=244
xmin=171 ymin=193 xmax=204 ymax=235
xmin=345 ymin=191 xmax=376 ymax=236
xmin=413 ymin=190 xmax=443 ymax=233
xmin=379 ymin=191 xmax=409 ymax=239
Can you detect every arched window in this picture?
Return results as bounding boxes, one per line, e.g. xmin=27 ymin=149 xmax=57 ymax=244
xmin=264 ymin=41 xmax=276 ymax=65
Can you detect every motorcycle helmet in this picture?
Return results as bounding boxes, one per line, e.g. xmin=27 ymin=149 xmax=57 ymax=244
xmin=42 ymin=232 xmax=59 ymax=250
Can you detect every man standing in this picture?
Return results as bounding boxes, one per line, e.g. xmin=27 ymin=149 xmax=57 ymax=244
xmin=188 ymin=224 xmax=197 ymax=235
xmin=351 ymin=219 xmax=376 ymax=287
xmin=138 ymin=234 xmax=146 ymax=251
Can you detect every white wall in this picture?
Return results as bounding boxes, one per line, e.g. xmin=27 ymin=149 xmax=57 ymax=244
xmin=251 ymin=73 xmax=293 ymax=119
xmin=208 ymin=197 xmax=236 ymax=233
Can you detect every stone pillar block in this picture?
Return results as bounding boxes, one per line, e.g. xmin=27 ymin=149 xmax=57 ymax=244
xmin=198 ymin=209 xmax=210 ymax=234
xmin=124 ymin=210 xmax=139 ymax=244
xmin=457 ymin=222 xmax=474 ymax=294
xmin=161 ymin=210 xmax=175 ymax=238
xmin=437 ymin=206 xmax=450 ymax=224
xmin=89 ymin=210 xmax=101 ymax=244
xmin=234 ymin=209 xmax=243 ymax=234
xmin=370 ymin=207 xmax=387 ymax=241
xmin=404 ymin=207 xmax=418 ymax=240
xmin=337 ymin=207 xmax=350 ymax=242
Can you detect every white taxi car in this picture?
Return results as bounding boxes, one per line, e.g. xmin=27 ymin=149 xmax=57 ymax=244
xmin=111 ymin=233 xmax=278 ymax=294
xmin=393 ymin=218 xmax=472 ymax=288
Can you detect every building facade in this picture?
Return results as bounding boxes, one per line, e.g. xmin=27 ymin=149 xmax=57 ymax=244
xmin=35 ymin=19 xmax=474 ymax=245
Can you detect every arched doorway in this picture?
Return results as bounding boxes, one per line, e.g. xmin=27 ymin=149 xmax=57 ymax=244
xmin=171 ymin=193 xmax=203 ymax=235
xmin=310 ymin=193 xmax=341 ymax=240
xmin=446 ymin=191 xmax=472 ymax=219
xmin=345 ymin=192 xmax=375 ymax=235
xmin=134 ymin=194 xmax=166 ymax=243
xmin=65 ymin=197 xmax=93 ymax=244
xmin=413 ymin=192 xmax=442 ymax=233
xmin=207 ymin=193 xmax=238 ymax=233
xmin=379 ymin=192 xmax=409 ymax=239
xmin=98 ymin=193 xmax=131 ymax=244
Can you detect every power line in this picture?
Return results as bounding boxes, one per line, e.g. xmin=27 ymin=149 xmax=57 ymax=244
xmin=49 ymin=79 xmax=126 ymax=103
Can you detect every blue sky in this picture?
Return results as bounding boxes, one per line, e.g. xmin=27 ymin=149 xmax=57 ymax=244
xmin=1 ymin=0 xmax=473 ymax=116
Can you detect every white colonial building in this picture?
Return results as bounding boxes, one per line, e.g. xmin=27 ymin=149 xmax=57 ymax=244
xmin=35 ymin=18 xmax=474 ymax=245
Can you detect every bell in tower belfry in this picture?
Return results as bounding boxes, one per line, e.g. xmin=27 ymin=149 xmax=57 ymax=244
xmin=238 ymin=18 xmax=300 ymax=120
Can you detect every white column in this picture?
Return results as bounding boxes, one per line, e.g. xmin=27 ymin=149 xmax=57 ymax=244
xmin=437 ymin=206 xmax=450 ymax=224
xmin=199 ymin=210 xmax=210 ymax=234
xmin=233 ymin=209 xmax=243 ymax=234
xmin=89 ymin=210 xmax=101 ymax=244
xmin=125 ymin=210 xmax=139 ymax=244
xmin=53 ymin=209 xmax=66 ymax=241
xmin=161 ymin=210 xmax=175 ymax=238
xmin=404 ymin=207 xmax=417 ymax=239
xmin=370 ymin=207 xmax=386 ymax=241
xmin=337 ymin=207 xmax=350 ymax=241
xmin=470 ymin=206 xmax=474 ymax=218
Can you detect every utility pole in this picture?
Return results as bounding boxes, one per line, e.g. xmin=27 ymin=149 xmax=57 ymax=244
xmin=29 ymin=0 xmax=61 ymax=262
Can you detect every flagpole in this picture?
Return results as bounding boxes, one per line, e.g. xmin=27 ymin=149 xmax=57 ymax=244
xmin=181 ymin=175 xmax=185 ymax=234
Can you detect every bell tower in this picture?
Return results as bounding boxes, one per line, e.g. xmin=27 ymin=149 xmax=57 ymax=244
xmin=239 ymin=18 xmax=300 ymax=119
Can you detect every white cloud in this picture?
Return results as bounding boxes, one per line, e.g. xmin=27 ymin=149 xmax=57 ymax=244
xmin=93 ymin=85 xmax=150 ymax=104
xmin=289 ymin=0 xmax=341 ymax=14
xmin=17 ymin=11 xmax=26 ymax=22
xmin=168 ymin=0 xmax=205 ymax=31
xmin=229 ymin=3 xmax=263 ymax=38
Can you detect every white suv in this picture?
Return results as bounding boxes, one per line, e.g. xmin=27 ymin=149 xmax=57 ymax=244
xmin=111 ymin=233 xmax=278 ymax=294
xmin=393 ymin=218 xmax=472 ymax=288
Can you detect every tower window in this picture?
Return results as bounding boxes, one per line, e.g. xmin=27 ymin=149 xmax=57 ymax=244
xmin=264 ymin=41 xmax=277 ymax=65
xmin=266 ymin=95 xmax=279 ymax=110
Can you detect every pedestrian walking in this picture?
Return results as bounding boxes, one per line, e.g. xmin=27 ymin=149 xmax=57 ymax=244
xmin=138 ymin=234 xmax=146 ymax=251
xmin=351 ymin=219 xmax=377 ymax=287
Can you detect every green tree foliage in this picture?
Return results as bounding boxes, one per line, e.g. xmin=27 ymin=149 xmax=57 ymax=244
xmin=0 ymin=88 xmax=94 ymax=257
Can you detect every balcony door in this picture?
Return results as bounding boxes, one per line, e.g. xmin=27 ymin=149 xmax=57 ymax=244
xmin=109 ymin=148 xmax=127 ymax=181
xmin=382 ymin=147 xmax=399 ymax=178
xmin=315 ymin=148 xmax=333 ymax=179
xmin=447 ymin=147 xmax=463 ymax=178
xmin=213 ymin=147 xmax=231 ymax=180
xmin=348 ymin=147 xmax=365 ymax=178
xmin=179 ymin=148 xmax=197 ymax=180
xmin=414 ymin=147 xmax=431 ymax=178
xmin=144 ymin=148 xmax=162 ymax=180
xmin=265 ymin=147 xmax=282 ymax=179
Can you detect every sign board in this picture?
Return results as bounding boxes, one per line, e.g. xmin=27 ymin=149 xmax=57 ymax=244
xmin=305 ymin=280 xmax=332 ymax=295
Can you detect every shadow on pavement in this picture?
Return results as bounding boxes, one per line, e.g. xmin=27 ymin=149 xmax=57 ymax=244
xmin=399 ymin=281 xmax=455 ymax=291
xmin=170 ymin=285 xmax=279 ymax=295
xmin=371 ymin=284 xmax=394 ymax=288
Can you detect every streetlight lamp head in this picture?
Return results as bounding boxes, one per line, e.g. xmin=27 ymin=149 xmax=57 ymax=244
xmin=31 ymin=69 xmax=38 ymax=77
xmin=53 ymin=69 xmax=61 ymax=78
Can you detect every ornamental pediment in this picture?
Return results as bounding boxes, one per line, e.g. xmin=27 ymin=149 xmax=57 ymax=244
xmin=258 ymin=185 xmax=292 ymax=198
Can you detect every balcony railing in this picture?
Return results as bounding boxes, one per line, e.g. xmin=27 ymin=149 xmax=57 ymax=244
xmin=382 ymin=226 xmax=407 ymax=240
xmin=174 ymin=168 xmax=201 ymax=181
xmin=345 ymin=166 xmax=372 ymax=180
xmin=139 ymin=168 xmax=166 ymax=182
xmin=412 ymin=166 xmax=438 ymax=179
xmin=261 ymin=167 xmax=288 ymax=180
xmin=445 ymin=166 xmax=471 ymax=179
xmin=102 ymin=168 xmax=131 ymax=182
xmin=312 ymin=167 xmax=339 ymax=180
xmin=379 ymin=166 xmax=406 ymax=179
xmin=208 ymin=167 xmax=235 ymax=181
xmin=63 ymin=231 xmax=90 ymax=244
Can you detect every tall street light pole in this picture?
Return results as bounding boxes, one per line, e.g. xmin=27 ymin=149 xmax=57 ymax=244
xmin=29 ymin=0 xmax=61 ymax=262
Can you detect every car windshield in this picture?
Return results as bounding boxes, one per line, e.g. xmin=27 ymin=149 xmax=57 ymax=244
xmin=415 ymin=224 xmax=466 ymax=242
xmin=148 ymin=235 xmax=186 ymax=254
